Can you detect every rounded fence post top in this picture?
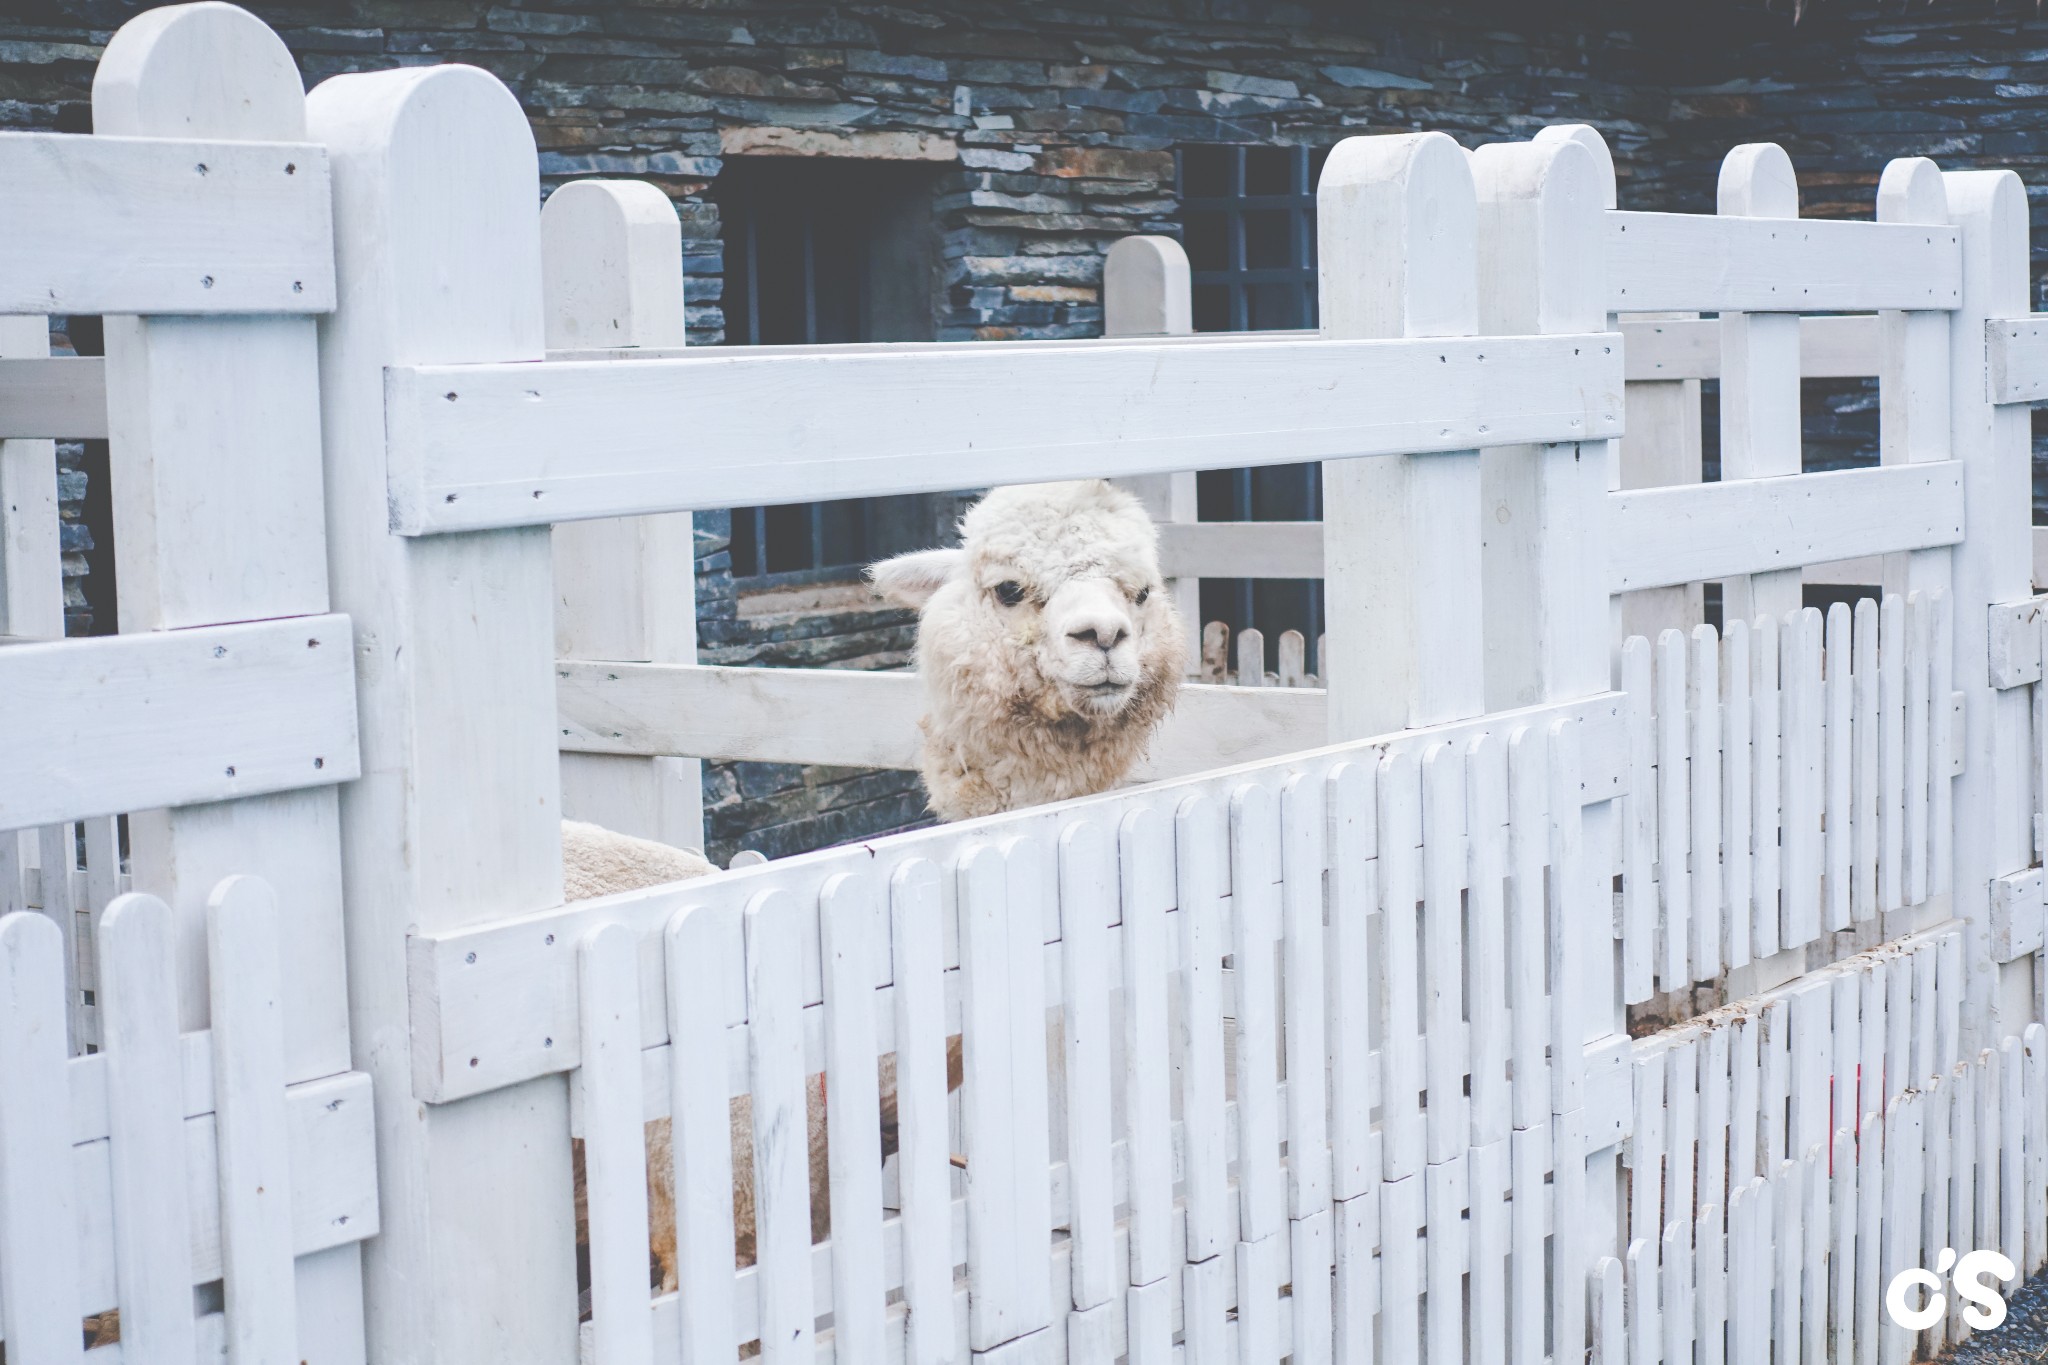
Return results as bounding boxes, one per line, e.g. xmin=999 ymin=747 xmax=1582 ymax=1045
xmin=94 ymin=1 xmax=305 ymax=140
xmin=1532 ymin=124 xmax=1617 ymax=209
xmin=1877 ymin=157 xmax=1949 ymax=225
xmin=1104 ymin=235 xmax=1192 ymax=337
xmin=1718 ymin=143 xmax=1799 ymax=218
xmin=1320 ymin=129 xmax=1473 ymax=199
xmin=1106 ymin=234 xmax=1191 ymax=273
xmin=544 ymin=178 xmax=682 ymax=230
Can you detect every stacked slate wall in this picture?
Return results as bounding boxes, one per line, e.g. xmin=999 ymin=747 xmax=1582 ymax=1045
xmin=7 ymin=0 xmax=2046 ymax=854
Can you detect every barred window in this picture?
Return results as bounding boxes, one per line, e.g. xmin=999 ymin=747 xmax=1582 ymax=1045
xmin=1178 ymin=145 xmax=1329 ymax=672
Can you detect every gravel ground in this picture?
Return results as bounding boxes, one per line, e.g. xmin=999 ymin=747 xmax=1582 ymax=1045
xmin=1939 ymin=1271 xmax=2048 ymax=1362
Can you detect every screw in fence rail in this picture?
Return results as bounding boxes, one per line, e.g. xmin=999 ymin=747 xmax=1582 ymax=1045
xmin=305 ymin=54 xmax=576 ymax=1360
xmin=543 ymin=180 xmax=707 ymax=858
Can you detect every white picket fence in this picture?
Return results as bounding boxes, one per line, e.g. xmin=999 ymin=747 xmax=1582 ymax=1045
xmin=9 ymin=4 xmax=2048 ymax=1362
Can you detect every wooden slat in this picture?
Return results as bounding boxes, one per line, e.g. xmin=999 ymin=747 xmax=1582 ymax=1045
xmin=819 ymin=872 xmax=886 ymax=1362
xmin=98 ymin=894 xmax=197 ymax=1365
xmin=1156 ymin=521 xmax=1322 ymax=580
xmin=1619 ymin=314 xmax=1883 ymax=381
xmin=0 ymin=357 xmax=107 ymax=439
xmin=0 ymin=615 xmax=358 ymax=829
xmin=205 ymin=877 xmax=297 ymax=1365
xmin=0 ymin=132 xmax=334 ymax=315
xmin=1723 ymin=621 xmax=1753 ymax=969
xmin=384 ymin=332 xmax=1625 ymax=534
xmin=1657 ymin=628 xmax=1691 ymax=989
xmin=1987 ymin=317 xmax=2048 ymax=404
xmin=1606 ymin=462 xmax=1964 ymax=592
xmin=578 ymin=921 xmax=654 ymax=1365
xmin=0 ymin=911 xmax=83 ymax=1365
xmin=1606 ymin=211 xmax=1960 ymax=313
xmin=556 ymin=661 xmax=1632 ymax=790
xmin=744 ymin=888 xmax=814 ymax=1364
xmin=1621 ymin=638 xmax=1656 ymax=1004
xmin=663 ymin=905 xmax=737 ymax=1365
xmin=886 ymin=860 xmax=952 ymax=1365
xmin=1056 ymin=821 xmax=1116 ymax=1314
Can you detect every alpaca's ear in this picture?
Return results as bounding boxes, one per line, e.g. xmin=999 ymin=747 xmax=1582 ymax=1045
xmin=868 ymin=547 xmax=966 ymax=608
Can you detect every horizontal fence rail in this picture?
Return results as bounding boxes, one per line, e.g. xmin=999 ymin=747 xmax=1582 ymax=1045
xmin=0 ymin=615 xmax=360 ymax=828
xmin=1619 ymin=314 xmax=1883 ymax=382
xmin=1605 ymin=212 xmax=1961 ymax=314
xmin=0 ymin=356 xmax=107 ymax=438
xmin=558 ymin=663 xmax=1341 ymax=780
xmin=0 ymin=132 xmax=335 ymax=315
xmin=383 ymin=332 xmax=1624 ymax=534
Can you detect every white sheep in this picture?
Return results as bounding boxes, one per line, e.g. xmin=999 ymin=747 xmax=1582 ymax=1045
xmin=868 ymin=478 xmax=1187 ymax=819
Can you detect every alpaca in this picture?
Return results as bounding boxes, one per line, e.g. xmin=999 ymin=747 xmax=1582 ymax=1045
xmin=868 ymin=479 xmax=1186 ymax=820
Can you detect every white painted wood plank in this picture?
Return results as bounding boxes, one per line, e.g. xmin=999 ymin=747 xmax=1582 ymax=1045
xmin=1852 ymin=599 xmax=1880 ymax=921
xmin=1825 ymin=603 xmax=1853 ymax=931
xmin=1773 ymin=1156 xmax=1804 ymax=1364
xmin=1606 ymin=210 xmax=1959 ymax=313
xmin=1506 ymin=730 xmax=1551 ymax=1132
xmin=1619 ymin=313 xmax=1884 ymax=381
xmin=1783 ymin=608 xmax=1825 ymax=948
xmin=1921 ymin=1079 xmax=1952 ymax=1358
xmin=1731 ymin=1178 xmax=1769 ymax=1365
xmin=559 ymin=661 xmax=1334 ymax=782
xmin=1118 ymin=811 xmax=1177 ymax=1295
xmin=1879 ymin=594 xmax=1906 ymax=914
xmin=98 ymin=894 xmax=197 ymax=1365
xmin=1724 ymin=620 xmax=1753 ymax=968
xmin=1624 ymin=1237 xmax=1656 ymax=1365
xmin=1696 ymin=1203 xmax=1726 ymax=1365
xmin=1698 ymin=1026 xmax=1731 ymax=1229
xmin=1760 ymin=997 xmax=1791 ymax=1172
xmin=1156 ymin=522 xmax=1321 ymax=581
xmin=1468 ymin=1139 xmax=1508 ymax=1365
xmin=2028 ymin=1024 xmax=2048 ymax=1275
xmin=1978 ymin=1047 xmax=2001 ymax=1290
xmin=1856 ymin=1088 xmax=1885 ymax=1365
xmin=1465 ymin=736 xmax=1509 ymax=1150
xmin=1930 ymin=591 xmax=1954 ymax=894
xmin=1551 ymin=1107 xmax=1588 ymax=1362
xmin=1323 ymin=761 xmax=1378 ymax=1210
xmin=1831 ymin=1126 xmax=1857 ymax=1365
xmin=1692 ymin=625 xmax=1725 ymax=978
xmin=887 ymin=860 xmax=953 ymax=1365
xmin=1290 ymin=1207 xmax=1333 ymax=1365
xmin=747 ymin=889 xmax=816 ymax=1363
xmin=578 ymin=921 xmax=654 ymax=1365
xmin=1947 ymin=1057 xmax=1976 ymax=1347
xmin=1667 ymin=1041 xmax=1698 ymax=1233
xmin=389 ymin=331 xmax=1622 ymax=534
xmin=1622 ymin=638 xmax=1656 ymax=1003
xmin=1589 ymin=1254 xmax=1623 ymax=1365
xmin=1987 ymin=316 xmax=2048 ymax=404
xmin=1663 ymin=1218 xmax=1694 ymax=1365
xmin=1657 ymin=629 xmax=1691 ymax=988
xmin=820 ymin=872 xmax=887 ymax=1362
xmin=2002 ymin=1035 xmax=2025 ymax=1273
xmin=1508 ymin=1122 xmax=1546 ymax=1365
xmin=1421 ymin=747 xmax=1467 ymax=1164
xmin=206 ymin=877 xmax=297 ymax=1365
xmin=1379 ymin=1176 xmax=1422 ymax=1365
xmin=960 ymin=843 xmax=1022 ymax=1353
xmin=0 ymin=616 xmax=358 ymax=828
xmin=1752 ymin=617 xmax=1783 ymax=959
xmin=1279 ymin=774 xmax=1333 ymax=1221
xmin=0 ymin=356 xmax=108 ymax=440
xmin=1424 ymin=1157 xmax=1465 ymax=1365
xmin=1629 ymin=1048 xmax=1666 ymax=1253
xmin=1176 ymin=795 xmax=1232 ymax=1265
xmin=1331 ymin=1190 xmax=1377 ymax=1365
xmin=1904 ymin=592 xmax=1932 ymax=906
xmin=1607 ymin=462 xmax=1965 ymax=593
xmin=665 ymin=906 xmax=737 ymax=1365
xmin=1057 ymin=821 xmax=1116 ymax=1314
xmin=0 ymin=132 xmax=334 ymax=314
xmin=0 ymin=911 xmax=83 ymax=1365
xmin=1377 ymin=753 xmax=1424 ymax=1180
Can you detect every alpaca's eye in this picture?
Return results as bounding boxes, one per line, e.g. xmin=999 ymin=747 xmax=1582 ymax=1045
xmin=1135 ymin=586 xmax=1151 ymax=606
xmin=994 ymin=581 xmax=1026 ymax=607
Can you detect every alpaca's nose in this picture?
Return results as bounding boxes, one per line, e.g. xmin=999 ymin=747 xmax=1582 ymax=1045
xmin=1068 ymin=619 xmax=1129 ymax=652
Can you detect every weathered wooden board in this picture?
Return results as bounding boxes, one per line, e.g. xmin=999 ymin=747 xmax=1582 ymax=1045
xmin=384 ymin=332 xmax=1624 ymax=533
xmin=1607 ymin=462 xmax=1964 ymax=592
xmin=0 ymin=356 xmax=107 ymax=438
xmin=1619 ymin=315 xmax=1883 ymax=382
xmin=0 ymin=132 xmax=334 ymax=314
xmin=0 ymin=615 xmax=358 ymax=829
xmin=1988 ymin=317 xmax=2048 ymax=405
xmin=1606 ymin=211 xmax=1960 ymax=313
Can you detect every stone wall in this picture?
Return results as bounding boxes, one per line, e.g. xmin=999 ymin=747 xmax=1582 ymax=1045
xmin=10 ymin=0 xmax=2048 ymax=855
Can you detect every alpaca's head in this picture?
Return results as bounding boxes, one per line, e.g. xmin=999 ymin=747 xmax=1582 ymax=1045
xmin=869 ymin=480 xmax=1184 ymax=728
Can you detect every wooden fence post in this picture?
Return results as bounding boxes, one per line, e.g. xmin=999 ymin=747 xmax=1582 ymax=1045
xmin=1716 ymin=144 xmax=1805 ymax=630
xmin=92 ymin=7 xmax=365 ymax=1357
xmin=1317 ymin=132 xmax=1482 ymax=740
xmin=0 ymin=314 xmax=60 ymax=641
xmin=306 ymin=62 xmax=578 ymax=1361
xmin=1473 ymin=126 xmax=1620 ymax=1360
xmin=1940 ymin=167 xmax=2033 ymax=1052
xmin=1104 ymin=234 xmax=1202 ymax=678
xmin=543 ymin=180 xmax=705 ymax=854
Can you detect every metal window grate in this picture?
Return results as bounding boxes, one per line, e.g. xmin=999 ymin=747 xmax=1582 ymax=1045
xmin=1178 ymin=144 xmax=1327 ymax=669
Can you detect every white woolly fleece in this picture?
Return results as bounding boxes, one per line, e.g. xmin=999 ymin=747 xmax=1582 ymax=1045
xmin=880 ymin=479 xmax=1185 ymax=822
